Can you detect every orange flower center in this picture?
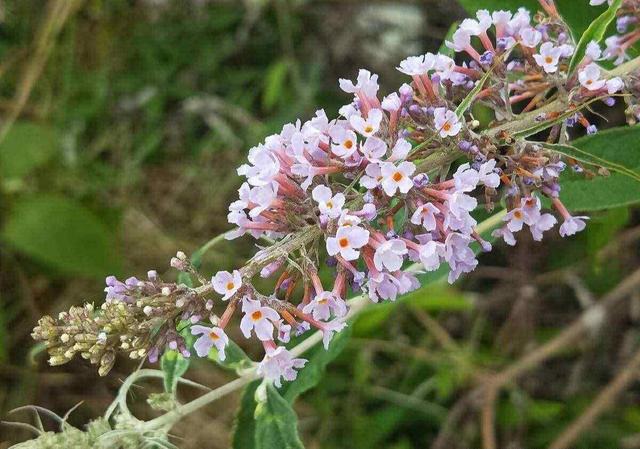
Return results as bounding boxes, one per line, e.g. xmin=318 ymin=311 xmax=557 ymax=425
xmin=226 ymin=282 xmax=235 ymax=290
xmin=545 ymin=56 xmax=553 ymax=64
xmin=251 ymin=310 xmax=263 ymax=321
xmin=514 ymin=210 xmax=523 ymax=219
xmin=209 ymin=331 xmax=220 ymax=340
xmin=364 ymin=125 xmax=374 ymax=133
xmin=344 ymin=139 xmax=353 ymax=149
xmin=326 ymin=200 xmax=333 ymax=209
xmin=339 ymin=237 xmax=349 ymax=248
xmin=443 ymin=122 xmax=452 ymax=131
xmin=392 ymin=172 xmax=403 ymax=182
xmin=318 ymin=297 xmax=328 ymax=304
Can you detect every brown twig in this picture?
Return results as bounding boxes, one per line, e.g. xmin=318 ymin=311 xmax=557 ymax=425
xmin=479 ymin=267 xmax=640 ymax=449
xmin=548 ymin=347 xmax=640 ymax=449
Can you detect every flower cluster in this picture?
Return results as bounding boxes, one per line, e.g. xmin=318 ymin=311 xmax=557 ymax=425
xmin=33 ymin=1 xmax=640 ymax=389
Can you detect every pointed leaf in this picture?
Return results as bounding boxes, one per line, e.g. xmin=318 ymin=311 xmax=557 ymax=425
xmin=160 ymin=350 xmax=190 ymax=394
xmin=254 ymin=384 xmax=305 ymax=449
xmin=568 ymin=0 xmax=622 ymax=74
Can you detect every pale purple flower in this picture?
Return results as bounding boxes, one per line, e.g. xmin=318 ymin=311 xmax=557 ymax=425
xmin=433 ymin=108 xmax=462 ymax=137
xmin=579 ymin=63 xmax=606 ymax=91
xmin=411 ymin=203 xmax=440 ymax=231
xmin=257 ymin=346 xmax=307 ymax=388
xmin=367 ymin=271 xmax=401 ymax=302
xmin=419 ymin=240 xmax=445 ymax=271
xmin=320 ymin=319 xmax=347 ymax=349
xmin=326 ymin=225 xmax=370 ymax=261
xmin=302 ymin=291 xmax=347 ymax=321
xmin=397 ymin=55 xmax=432 ymax=76
xmin=446 ymin=191 xmax=478 ymax=219
xmin=492 ymin=226 xmax=517 ymax=246
xmin=559 ymin=216 xmax=589 ymax=237
xmin=586 ymin=41 xmax=602 ymax=60
xmin=606 ymin=77 xmax=624 ymax=94
xmin=373 ymin=238 xmax=408 ymax=272
xmin=212 ymin=270 xmax=242 ymax=300
xmin=191 ymin=325 xmax=229 ymax=360
xmin=312 ymin=185 xmax=345 ymax=219
xmin=240 ymin=297 xmax=280 ymax=341
xmin=529 ymin=213 xmax=557 ymax=241
xmin=380 ymin=161 xmax=416 ymax=196
xmin=360 ymin=163 xmax=382 ymax=189
xmin=237 ymin=146 xmax=280 ymax=186
xmin=519 ymin=27 xmax=541 ymax=48
xmin=478 ymin=159 xmax=501 ymax=188
xmin=453 ymin=163 xmax=480 ymax=192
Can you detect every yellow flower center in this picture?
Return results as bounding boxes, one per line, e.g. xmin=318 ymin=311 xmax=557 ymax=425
xmin=251 ymin=310 xmax=263 ymax=321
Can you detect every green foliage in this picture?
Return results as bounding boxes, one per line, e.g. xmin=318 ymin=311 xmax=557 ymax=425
xmin=160 ymin=350 xmax=190 ymax=394
xmin=1 ymin=195 xmax=122 ymax=277
xmin=233 ymin=381 xmax=261 ymax=449
xmin=254 ymin=384 xmax=305 ymax=449
xmin=0 ymin=121 xmax=56 ymax=181
xmin=208 ymin=338 xmax=254 ymax=374
xmin=568 ymin=0 xmax=623 ymax=73
xmin=552 ymin=127 xmax=640 ymax=210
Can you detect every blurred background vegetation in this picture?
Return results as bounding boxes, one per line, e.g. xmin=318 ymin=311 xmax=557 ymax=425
xmin=1 ymin=1 xmax=639 ymax=448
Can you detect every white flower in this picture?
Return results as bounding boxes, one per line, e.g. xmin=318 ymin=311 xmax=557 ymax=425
xmin=433 ymin=108 xmax=462 ymax=137
xmin=419 ymin=240 xmax=444 ymax=271
xmin=579 ymin=63 xmax=606 ymax=91
xmin=330 ymin=127 xmax=358 ymax=158
xmin=339 ymin=69 xmax=379 ymax=98
xmin=360 ymin=162 xmax=383 ymax=189
xmin=237 ymin=146 xmax=280 ymax=186
xmin=478 ymin=160 xmax=501 ymax=188
xmin=257 ymin=346 xmax=307 ymax=388
xmin=586 ymin=41 xmax=602 ymax=60
xmin=492 ymin=10 xmax=512 ymax=28
xmin=446 ymin=29 xmax=472 ymax=52
xmin=380 ymin=161 xmax=416 ymax=196
xmin=388 ymin=138 xmax=412 ymax=161
xmin=411 ymin=203 xmax=440 ymax=231
xmin=606 ymin=77 xmax=624 ymax=94
xmin=312 ymin=185 xmax=345 ymax=219
xmin=350 ymin=108 xmax=383 ymax=137
xmin=397 ymin=55 xmax=432 ymax=76
xmin=453 ymin=163 xmax=480 ymax=192
xmin=240 ymin=297 xmax=280 ymax=341
xmin=519 ymin=27 xmax=541 ymax=48
xmin=326 ymin=225 xmax=370 ymax=261
xmin=381 ymin=92 xmax=402 ymax=112
xmin=373 ymin=239 xmax=408 ymax=272
xmin=212 ymin=270 xmax=242 ymax=300
xmin=360 ymin=136 xmax=387 ymax=161
xmin=558 ymin=44 xmax=575 ymax=58
xmin=533 ymin=42 xmax=562 ymax=73
xmin=248 ymin=182 xmax=278 ymax=218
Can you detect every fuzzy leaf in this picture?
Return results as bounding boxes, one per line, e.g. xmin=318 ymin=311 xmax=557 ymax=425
xmin=232 ymin=380 xmax=261 ymax=449
xmin=208 ymin=338 xmax=254 ymax=374
xmin=1 ymin=195 xmax=122 ymax=278
xmin=552 ymin=127 xmax=640 ymax=211
xmin=160 ymin=350 xmax=190 ymax=394
xmin=0 ymin=122 xmax=57 ymax=180
xmin=568 ymin=0 xmax=622 ymax=74
xmin=254 ymin=384 xmax=305 ymax=449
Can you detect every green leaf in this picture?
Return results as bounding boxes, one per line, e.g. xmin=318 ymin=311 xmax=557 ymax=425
xmin=254 ymin=384 xmax=305 ymax=449
xmin=160 ymin=350 xmax=190 ymax=394
xmin=568 ymin=0 xmax=622 ymax=74
xmin=280 ymin=326 xmax=352 ymax=403
xmin=0 ymin=122 xmax=57 ymax=180
xmin=208 ymin=338 xmax=254 ymax=374
xmin=263 ymin=60 xmax=289 ymax=111
xmin=551 ymin=127 xmax=640 ymax=211
xmin=232 ymin=380 xmax=261 ymax=449
xmin=1 ymin=195 xmax=122 ymax=278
